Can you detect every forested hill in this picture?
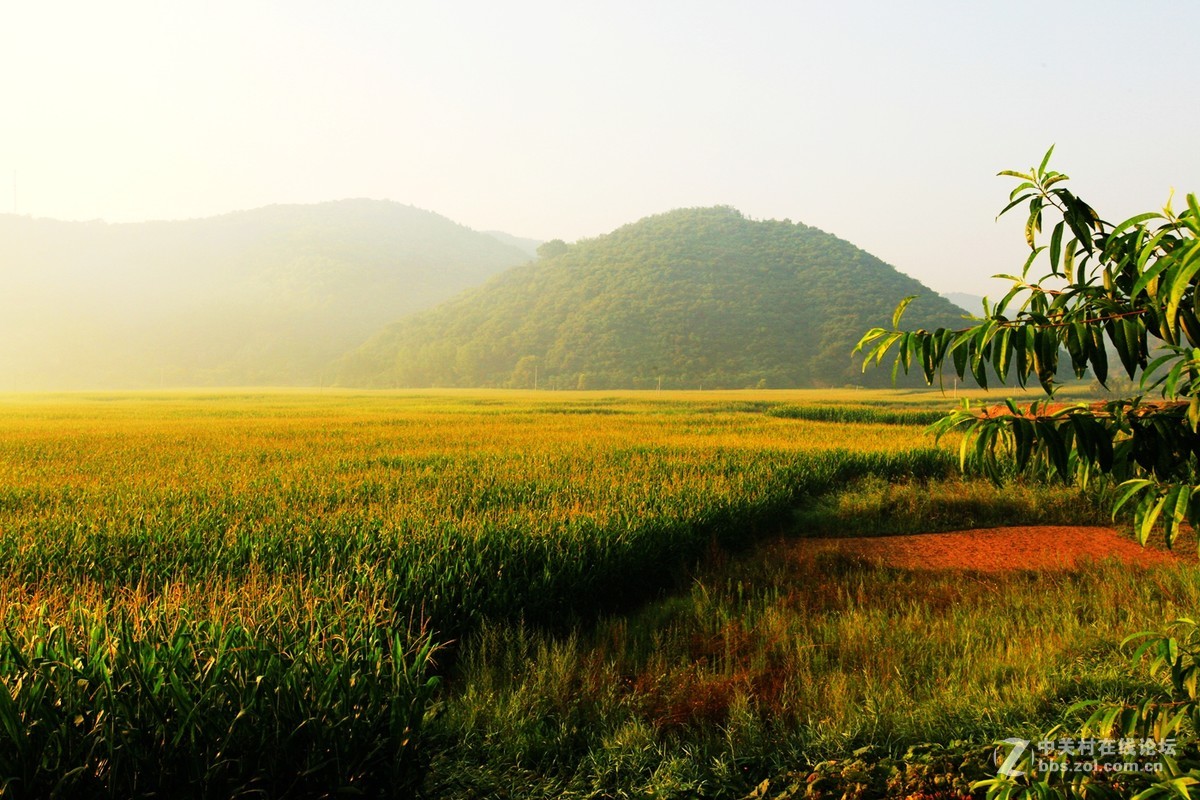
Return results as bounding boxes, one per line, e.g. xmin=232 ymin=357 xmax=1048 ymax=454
xmin=0 ymin=200 xmax=530 ymax=389
xmin=336 ymin=206 xmax=970 ymax=389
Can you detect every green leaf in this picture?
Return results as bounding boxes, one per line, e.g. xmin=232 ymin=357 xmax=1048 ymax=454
xmin=1132 ymin=253 xmax=1176 ymax=300
xmin=1012 ymin=418 xmax=1034 ymax=468
xmin=853 ymin=328 xmax=886 ymax=355
xmin=1113 ymin=480 xmax=1154 ymax=519
xmin=1090 ymin=324 xmax=1109 ymax=385
xmin=1024 ymin=197 xmax=1044 ymax=249
xmin=952 ymin=336 xmax=970 ymax=378
xmin=1142 ymin=350 xmax=1181 ymax=391
xmin=1139 ymin=490 xmax=1169 ymax=545
xmin=875 ymin=332 xmax=902 ymax=366
xmin=1163 ymin=485 xmax=1192 ymax=547
xmin=992 ymin=327 xmax=1013 ymax=381
xmin=1112 ymin=319 xmax=1138 ymax=378
xmin=1065 ymin=322 xmax=1088 ymax=376
xmin=1041 ymin=421 xmax=1070 ymax=480
xmin=1009 ymin=181 xmax=1038 ymax=200
xmin=1049 ymin=220 xmax=1064 ymax=273
xmin=1033 ymin=327 xmax=1057 ymax=392
xmin=1164 ymin=360 xmax=1186 ymax=398
xmin=1014 ymin=326 xmax=1034 ymax=386
xmin=1021 ymin=245 xmax=1046 ymax=278
xmin=1063 ymin=193 xmax=1102 ymax=251
xmin=969 ymin=326 xmax=990 ymax=389
xmin=921 ymin=333 xmax=935 ymax=382
xmin=1166 ymin=256 xmax=1200 ymax=339
xmin=996 ymin=193 xmax=1036 ymax=219
xmin=1037 ymin=144 xmax=1055 ymax=177
xmin=1071 ymin=414 xmax=1098 ymax=466
xmin=892 ymin=295 xmax=917 ymax=330
xmin=1111 ymin=211 xmax=1165 ymax=236
xmin=1064 ymin=237 xmax=1078 ymax=278
xmin=1136 ymin=227 xmax=1171 ymax=275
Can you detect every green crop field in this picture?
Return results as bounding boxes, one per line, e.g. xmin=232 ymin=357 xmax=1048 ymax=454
xmin=0 ymin=389 xmax=1192 ymax=798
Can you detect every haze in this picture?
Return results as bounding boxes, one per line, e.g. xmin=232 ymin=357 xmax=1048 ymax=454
xmin=1 ymin=0 xmax=1198 ymax=391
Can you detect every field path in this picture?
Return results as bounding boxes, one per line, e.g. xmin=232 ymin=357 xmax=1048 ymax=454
xmin=793 ymin=526 xmax=1198 ymax=571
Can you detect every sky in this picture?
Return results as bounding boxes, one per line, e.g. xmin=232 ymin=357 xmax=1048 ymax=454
xmin=2 ymin=0 xmax=1197 ymax=297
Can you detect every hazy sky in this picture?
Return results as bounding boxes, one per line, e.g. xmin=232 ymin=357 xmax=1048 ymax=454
xmin=3 ymin=0 xmax=1197 ymax=296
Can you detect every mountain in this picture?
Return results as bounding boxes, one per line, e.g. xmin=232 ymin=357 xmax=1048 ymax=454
xmin=484 ymin=231 xmax=542 ymax=259
xmin=0 ymin=201 xmax=531 ymax=389
xmin=336 ymin=206 xmax=969 ymax=389
xmin=941 ymin=291 xmax=983 ymax=316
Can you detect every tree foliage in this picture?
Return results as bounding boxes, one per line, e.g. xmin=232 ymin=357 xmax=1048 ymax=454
xmin=857 ymin=148 xmax=1200 ymax=547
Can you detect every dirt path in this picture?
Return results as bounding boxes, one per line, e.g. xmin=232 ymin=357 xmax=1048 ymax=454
xmin=792 ymin=526 xmax=1198 ymax=572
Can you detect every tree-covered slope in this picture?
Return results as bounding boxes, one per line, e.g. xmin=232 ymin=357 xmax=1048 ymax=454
xmin=337 ymin=207 xmax=969 ymax=389
xmin=0 ymin=201 xmax=530 ymax=388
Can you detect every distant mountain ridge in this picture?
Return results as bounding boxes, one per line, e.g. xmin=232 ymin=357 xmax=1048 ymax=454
xmin=941 ymin=291 xmax=983 ymax=316
xmin=337 ymin=206 xmax=968 ymax=389
xmin=484 ymin=230 xmax=542 ymax=258
xmin=0 ymin=200 xmax=531 ymax=389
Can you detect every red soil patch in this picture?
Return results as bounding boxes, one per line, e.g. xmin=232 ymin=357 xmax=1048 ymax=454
xmin=793 ymin=526 xmax=1198 ymax=572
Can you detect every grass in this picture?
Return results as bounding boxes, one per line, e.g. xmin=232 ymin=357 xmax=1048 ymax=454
xmin=789 ymin=473 xmax=1112 ymax=537
xmin=0 ymin=388 xmax=1183 ymax=798
xmin=766 ymin=404 xmax=948 ymax=426
xmin=429 ymin=546 xmax=1200 ymax=798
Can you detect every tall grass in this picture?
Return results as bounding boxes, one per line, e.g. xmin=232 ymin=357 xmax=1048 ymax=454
xmin=789 ymin=474 xmax=1111 ymax=537
xmin=430 ymin=549 xmax=1200 ymax=798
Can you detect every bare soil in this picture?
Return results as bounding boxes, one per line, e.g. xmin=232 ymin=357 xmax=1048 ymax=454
xmin=791 ymin=526 xmax=1199 ymax=572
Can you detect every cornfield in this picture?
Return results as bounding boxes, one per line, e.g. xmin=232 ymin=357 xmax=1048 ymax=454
xmin=0 ymin=390 xmax=956 ymax=796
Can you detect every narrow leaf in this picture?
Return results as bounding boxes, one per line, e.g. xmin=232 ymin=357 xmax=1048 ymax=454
xmin=892 ymin=295 xmax=916 ymax=330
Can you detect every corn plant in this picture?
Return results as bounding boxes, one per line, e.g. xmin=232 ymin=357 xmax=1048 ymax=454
xmin=0 ymin=614 xmax=440 ymax=799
